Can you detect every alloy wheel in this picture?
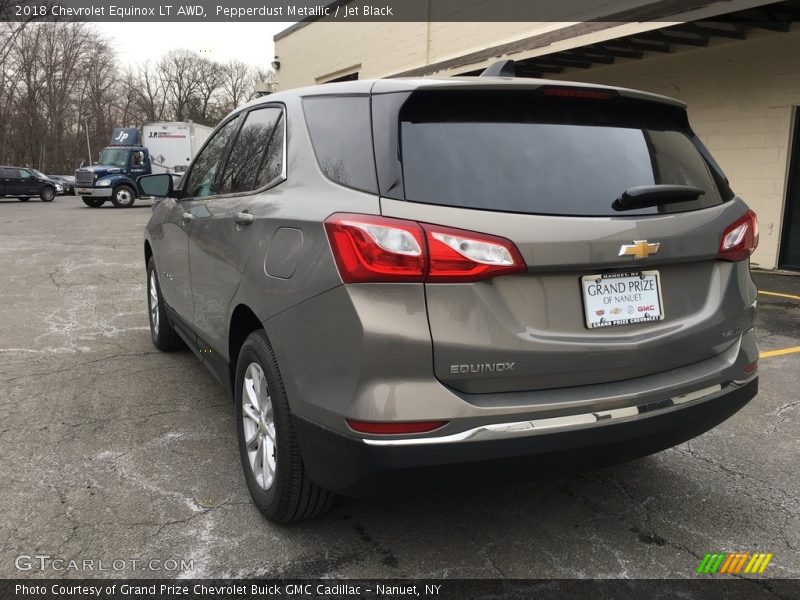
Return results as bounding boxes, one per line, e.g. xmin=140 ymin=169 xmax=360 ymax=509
xmin=242 ymin=362 xmax=277 ymax=490
xmin=148 ymin=270 xmax=159 ymax=334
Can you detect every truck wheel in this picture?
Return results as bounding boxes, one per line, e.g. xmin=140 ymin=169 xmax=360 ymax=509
xmin=235 ymin=330 xmax=334 ymax=523
xmin=40 ymin=187 xmax=55 ymax=202
xmin=147 ymin=257 xmax=184 ymax=351
xmin=82 ymin=197 xmax=105 ymax=208
xmin=111 ymin=185 xmax=136 ymax=208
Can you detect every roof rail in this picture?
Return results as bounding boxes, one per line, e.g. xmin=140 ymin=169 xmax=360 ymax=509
xmin=479 ymin=59 xmax=516 ymax=78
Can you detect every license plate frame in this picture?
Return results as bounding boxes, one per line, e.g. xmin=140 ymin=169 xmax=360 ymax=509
xmin=581 ymin=270 xmax=665 ymax=329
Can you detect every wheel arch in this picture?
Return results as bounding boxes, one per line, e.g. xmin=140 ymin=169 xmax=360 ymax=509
xmin=229 ymin=304 xmax=265 ymax=398
xmin=144 ymin=239 xmax=153 ymax=268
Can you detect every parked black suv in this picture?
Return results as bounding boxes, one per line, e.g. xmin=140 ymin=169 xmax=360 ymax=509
xmin=0 ymin=166 xmax=58 ymax=202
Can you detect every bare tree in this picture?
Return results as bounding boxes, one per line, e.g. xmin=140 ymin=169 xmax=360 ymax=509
xmin=159 ymin=49 xmax=205 ymax=122
xmin=219 ymin=59 xmax=252 ymax=113
xmin=131 ymin=61 xmax=168 ymax=122
xmin=192 ymin=57 xmax=223 ymax=124
xmin=0 ymin=21 xmax=271 ymax=173
xmin=39 ymin=23 xmax=93 ymax=171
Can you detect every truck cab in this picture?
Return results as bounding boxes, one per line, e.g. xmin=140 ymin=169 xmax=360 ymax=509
xmin=76 ymin=123 xmax=212 ymax=208
xmin=75 ymin=128 xmax=151 ymax=208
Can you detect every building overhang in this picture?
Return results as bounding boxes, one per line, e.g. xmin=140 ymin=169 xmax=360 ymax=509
xmin=388 ymin=0 xmax=799 ymax=78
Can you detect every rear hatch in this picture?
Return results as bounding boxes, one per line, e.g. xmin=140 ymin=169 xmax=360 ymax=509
xmin=375 ymin=85 xmax=754 ymax=394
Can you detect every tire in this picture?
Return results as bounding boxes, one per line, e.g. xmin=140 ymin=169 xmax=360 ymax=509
xmin=40 ymin=186 xmax=55 ymax=202
xmin=19 ymin=198 xmax=29 ymax=202
xmin=82 ymin=196 xmax=105 ymax=208
xmin=146 ymin=257 xmax=183 ymax=351
xmin=235 ymin=330 xmax=334 ymax=523
xmin=110 ymin=184 xmax=136 ymax=208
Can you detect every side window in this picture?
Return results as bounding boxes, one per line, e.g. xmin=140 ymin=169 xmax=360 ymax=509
xmin=302 ymin=95 xmax=377 ymax=194
xmin=19 ymin=169 xmax=32 ymax=179
xmin=182 ymin=116 xmax=241 ymax=199
xmin=0 ymin=167 xmax=13 ymax=178
xmin=218 ymin=107 xmax=284 ymax=195
xmin=131 ymin=151 xmax=145 ymax=167
xmin=253 ymin=113 xmax=284 ymax=189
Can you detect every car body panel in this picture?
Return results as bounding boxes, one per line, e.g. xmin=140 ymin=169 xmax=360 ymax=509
xmin=149 ymin=198 xmax=194 ymax=330
xmin=381 ymin=197 xmax=757 ymax=393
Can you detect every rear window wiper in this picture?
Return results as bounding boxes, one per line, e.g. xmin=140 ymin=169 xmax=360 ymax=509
xmin=612 ymin=185 xmax=704 ymax=211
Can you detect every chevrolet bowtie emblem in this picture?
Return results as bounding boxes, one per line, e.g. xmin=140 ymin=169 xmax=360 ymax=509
xmin=619 ymin=240 xmax=660 ymax=259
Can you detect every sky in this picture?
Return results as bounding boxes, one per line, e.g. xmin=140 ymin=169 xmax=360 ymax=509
xmin=94 ymin=22 xmax=294 ymax=68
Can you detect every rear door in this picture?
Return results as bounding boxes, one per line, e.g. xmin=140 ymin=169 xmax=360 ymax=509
xmin=156 ymin=115 xmax=242 ymax=336
xmin=186 ymin=105 xmax=285 ymax=369
xmin=376 ymin=88 xmax=753 ymax=394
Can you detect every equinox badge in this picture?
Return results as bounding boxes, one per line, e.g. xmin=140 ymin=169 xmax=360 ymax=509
xmin=619 ymin=240 xmax=660 ymax=259
xmin=450 ymin=362 xmax=515 ymax=375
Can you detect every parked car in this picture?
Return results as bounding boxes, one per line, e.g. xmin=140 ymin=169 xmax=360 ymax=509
xmin=142 ymin=65 xmax=759 ymax=523
xmin=0 ymin=165 xmax=58 ymax=201
xmin=49 ymin=175 xmax=75 ymax=195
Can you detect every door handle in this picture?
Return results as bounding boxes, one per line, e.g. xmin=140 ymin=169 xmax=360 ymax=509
xmin=181 ymin=212 xmax=195 ymax=223
xmin=234 ymin=212 xmax=254 ymax=226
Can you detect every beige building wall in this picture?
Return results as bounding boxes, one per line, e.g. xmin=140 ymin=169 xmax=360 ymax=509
xmin=549 ymin=30 xmax=800 ymax=269
xmin=273 ymin=0 xmax=771 ymax=88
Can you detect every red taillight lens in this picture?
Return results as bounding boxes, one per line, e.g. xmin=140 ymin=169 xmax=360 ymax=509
xmin=718 ymin=210 xmax=758 ymax=262
xmin=346 ymin=419 xmax=448 ymax=435
xmin=424 ymin=225 xmax=526 ymax=282
xmin=324 ymin=214 xmax=425 ymax=282
xmin=324 ymin=214 xmax=526 ymax=283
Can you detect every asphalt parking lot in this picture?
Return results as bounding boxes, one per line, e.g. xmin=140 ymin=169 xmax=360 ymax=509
xmin=0 ymin=197 xmax=798 ymax=579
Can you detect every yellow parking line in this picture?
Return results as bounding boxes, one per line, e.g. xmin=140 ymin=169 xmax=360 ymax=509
xmin=760 ymin=346 xmax=800 ymax=359
xmin=759 ymin=290 xmax=800 ymax=301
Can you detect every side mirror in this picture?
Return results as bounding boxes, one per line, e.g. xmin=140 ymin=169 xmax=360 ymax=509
xmin=138 ymin=173 xmax=175 ymax=198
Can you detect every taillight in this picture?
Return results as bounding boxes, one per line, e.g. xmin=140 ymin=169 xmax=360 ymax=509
xmin=346 ymin=419 xmax=447 ymax=435
xmin=324 ymin=214 xmax=425 ymax=282
xmin=425 ymin=226 xmax=526 ymax=282
xmin=718 ymin=210 xmax=758 ymax=262
xmin=324 ymin=214 xmax=526 ymax=283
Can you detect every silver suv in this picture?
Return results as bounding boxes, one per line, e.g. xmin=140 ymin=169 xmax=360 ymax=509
xmin=142 ymin=69 xmax=759 ymax=523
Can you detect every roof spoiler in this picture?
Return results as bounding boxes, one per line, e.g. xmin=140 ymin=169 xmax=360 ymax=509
xmin=479 ymin=59 xmax=516 ymax=78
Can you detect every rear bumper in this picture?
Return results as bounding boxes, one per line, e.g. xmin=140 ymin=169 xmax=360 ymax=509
xmin=76 ymin=187 xmax=112 ymax=197
xmin=295 ymin=377 xmax=757 ymax=496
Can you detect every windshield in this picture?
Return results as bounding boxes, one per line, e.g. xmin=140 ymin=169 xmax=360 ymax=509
xmin=399 ymin=91 xmax=724 ymax=217
xmin=99 ymin=148 xmax=129 ymax=168
xmin=30 ymin=169 xmax=46 ymax=179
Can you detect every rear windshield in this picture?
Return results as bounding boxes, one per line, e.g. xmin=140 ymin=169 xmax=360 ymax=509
xmin=399 ymin=91 xmax=724 ymax=216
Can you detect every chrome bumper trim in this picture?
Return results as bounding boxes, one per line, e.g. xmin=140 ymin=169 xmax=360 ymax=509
xmin=76 ymin=187 xmax=112 ymax=197
xmin=362 ymin=383 xmax=724 ymax=447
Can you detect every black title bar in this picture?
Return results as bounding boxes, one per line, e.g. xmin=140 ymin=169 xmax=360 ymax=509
xmin=2 ymin=579 xmax=800 ymax=600
xmin=4 ymin=0 xmax=800 ymax=23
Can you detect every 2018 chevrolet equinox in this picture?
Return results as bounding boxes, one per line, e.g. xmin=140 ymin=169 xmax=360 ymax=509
xmin=142 ymin=66 xmax=759 ymax=522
